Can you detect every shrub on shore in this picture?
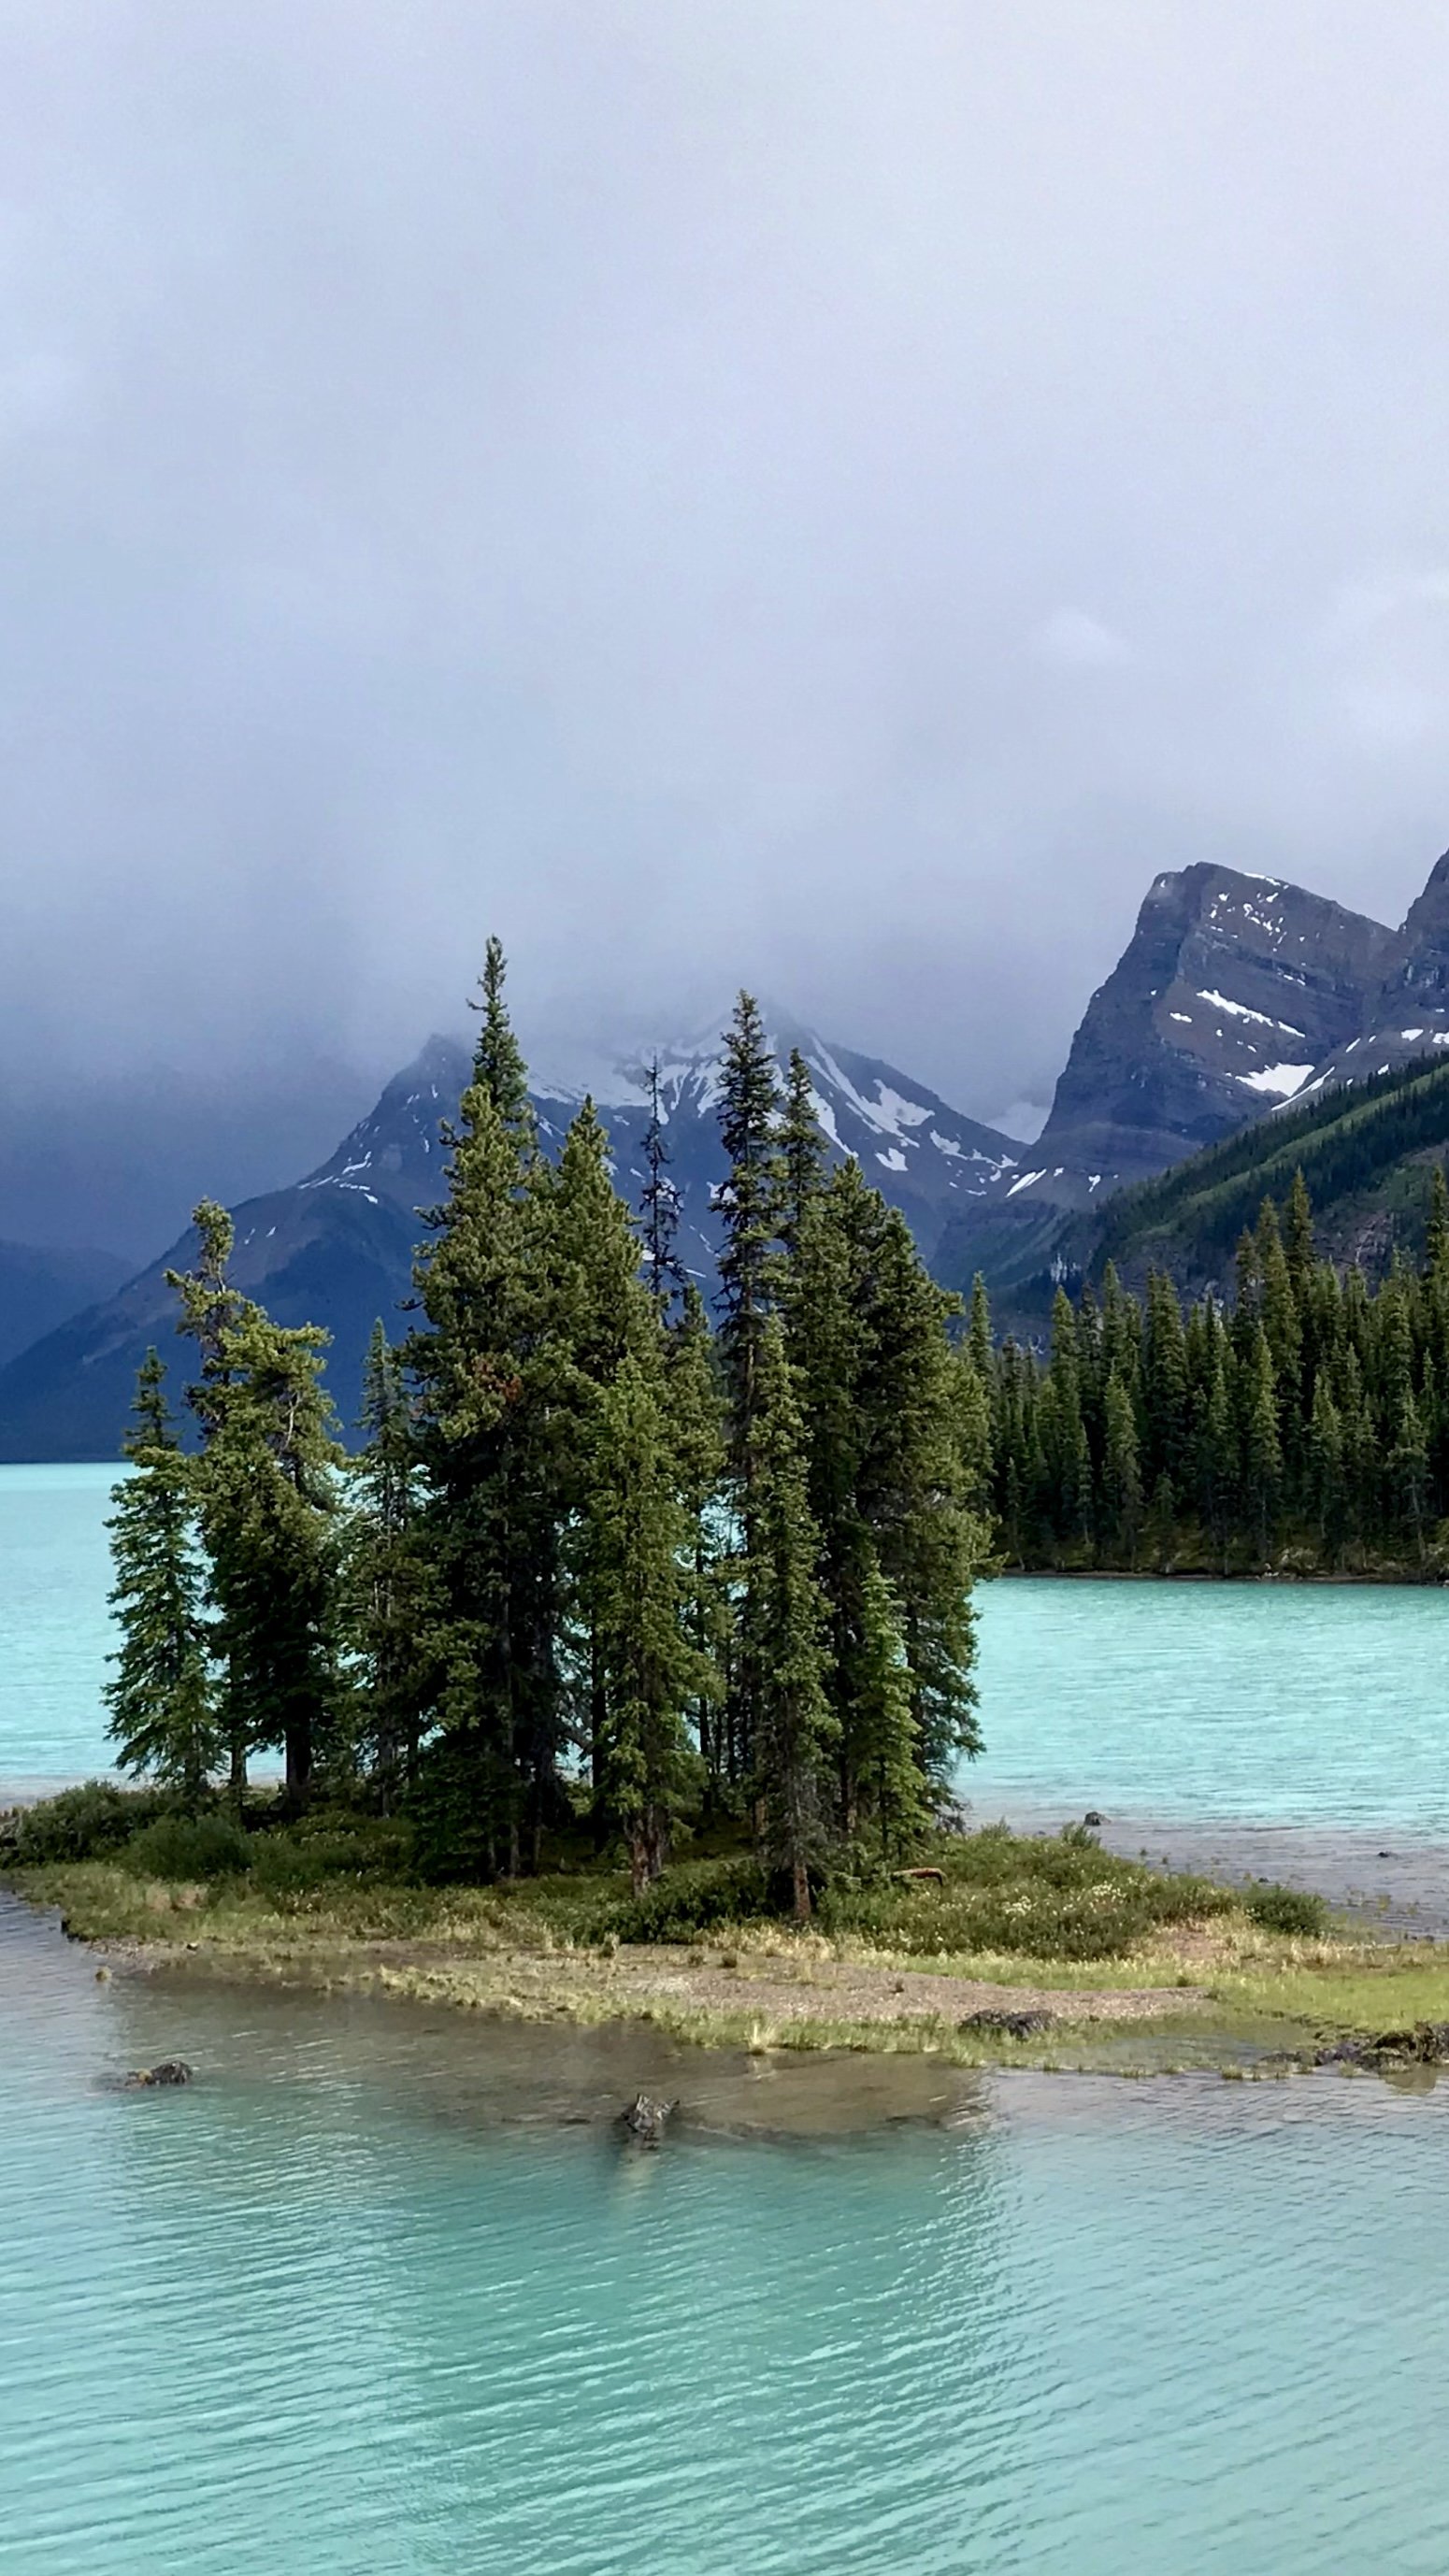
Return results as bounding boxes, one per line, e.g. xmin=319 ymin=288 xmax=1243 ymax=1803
xmin=3 ymin=1788 xmax=1299 ymax=1967
xmin=6 ymin=1780 xmax=174 ymax=1866
xmin=1242 ymin=1882 xmax=1330 ymax=1938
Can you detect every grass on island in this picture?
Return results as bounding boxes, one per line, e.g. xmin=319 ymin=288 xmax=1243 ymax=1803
xmin=5 ymin=1781 xmax=1448 ymax=2072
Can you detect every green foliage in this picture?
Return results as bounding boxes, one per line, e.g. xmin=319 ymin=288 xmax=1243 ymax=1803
xmin=122 ymin=1813 xmax=252 ymax=1880
xmin=817 ymin=1825 xmax=1233 ymax=1962
xmin=8 ymin=1781 xmax=172 ymax=1865
xmin=1243 ymin=1882 xmax=1330 ymax=1937
xmin=247 ymin=1816 xmax=413 ymax=1900
xmin=106 ymin=1350 xmax=220 ymax=1795
xmin=609 ymin=1855 xmax=771 ymax=1941
xmin=585 ymin=1352 xmax=703 ymax=1887
xmin=739 ymin=1313 xmax=836 ymax=1916
xmin=1097 ymin=1054 xmax=1449 ymax=1275
xmin=981 ymin=1168 xmax=1449 ymax=1573
xmin=96 ymin=944 xmax=986 ymax=1902
xmin=167 ymin=1201 xmax=345 ymax=1807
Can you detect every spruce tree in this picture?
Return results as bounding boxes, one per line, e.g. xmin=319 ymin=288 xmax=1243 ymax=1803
xmin=741 ymin=1314 xmax=834 ymax=1918
xmin=586 ymin=1352 xmax=702 ymax=1888
xmin=778 ymin=1047 xmax=826 ymax=1254
xmin=1100 ymin=1367 xmax=1142 ymax=1566
xmin=715 ymin=992 xmax=784 ymax=1779
xmin=968 ymin=1273 xmax=993 ymax=1383
xmin=715 ymin=991 xmax=783 ymax=1477
xmin=404 ymin=943 xmax=558 ymax=1874
xmin=551 ymin=1095 xmax=656 ymax=1815
xmin=1307 ymin=1371 xmax=1345 ymax=1562
xmin=168 ymin=1203 xmax=343 ymax=1810
xmin=858 ymin=1209 xmax=983 ymax=1789
xmin=663 ymin=1282 xmax=730 ymax=1798
xmin=1241 ymin=1324 xmax=1283 ymax=1563
xmin=638 ymin=1056 xmax=686 ymax=1322
xmin=347 ymin=1323 xmax=436 ymax=1808
xmin=853 ymin=1547 xmax=927 ymax=1855
xmin=105 ymin=1351 xmax=218 ymax=1799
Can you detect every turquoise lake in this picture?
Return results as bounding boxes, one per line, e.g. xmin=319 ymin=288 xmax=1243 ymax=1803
xmin=4 ymin=1463 xmax=1449 ymax=2571
xmin=6 ymin=1462 xmax=1449 ymax=1835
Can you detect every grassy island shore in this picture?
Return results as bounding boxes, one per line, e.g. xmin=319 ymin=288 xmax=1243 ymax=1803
xmin=8 ymin=1789 xmax=1449 ymax=2077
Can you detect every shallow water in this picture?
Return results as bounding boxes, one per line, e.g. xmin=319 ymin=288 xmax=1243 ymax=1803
xmin=4 ymin=1891 xmax=1449 ymax=2575
xmin=7 ymin=1471 xmax=1449 ymax=2566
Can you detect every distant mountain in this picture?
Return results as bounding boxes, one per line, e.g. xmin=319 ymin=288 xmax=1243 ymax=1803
xmin=936 ymin=862 xmax=1399 ymax=1312
xmin=0 ymin=1015 xmax=1019 ymax=1461
xmin=0 ymin=1239 xmax=131 ymax=1369
xmin=1306 ymin=847 xmax=1449 ymax=1094
xmin=1070 ymin=1052 xmax=1449 ymax=1307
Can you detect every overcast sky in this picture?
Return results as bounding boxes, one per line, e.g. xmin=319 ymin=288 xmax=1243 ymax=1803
xmin=9 ymin=2 xmax=1449 ymax=1251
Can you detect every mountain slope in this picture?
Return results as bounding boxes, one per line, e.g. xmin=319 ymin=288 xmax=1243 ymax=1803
xmin=1304 ymin=847 xmax=1449 ymax=1094
xmin=968 ymin=1052 xmax=1449 ymax=1328
xmin=0 ymin=1017 xmax=1018 ymax=1461
xmin=0 ymin=1240 xmax=131 ymax=1369
xmin=935 ymin=861 xmax=1396 ymax=1308
xmin=1087 ymin=1052 xmax=1449 ymax=1292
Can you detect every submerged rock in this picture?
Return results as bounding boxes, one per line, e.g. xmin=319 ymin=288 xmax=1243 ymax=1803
xmin=620 ymin=2093 xmax=678 ymax=2146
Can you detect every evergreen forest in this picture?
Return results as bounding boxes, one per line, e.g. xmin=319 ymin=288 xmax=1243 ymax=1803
xmin=983 ymin=1166 xmax=1449 ymax=1573
xmin=106 ymin=949 xmax=986 ymax=1911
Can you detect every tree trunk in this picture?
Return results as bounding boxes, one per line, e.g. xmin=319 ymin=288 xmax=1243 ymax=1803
xmin=284 ymin=1709 xmax=312 ymax=1814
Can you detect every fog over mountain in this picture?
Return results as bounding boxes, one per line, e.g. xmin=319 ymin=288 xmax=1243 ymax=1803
xmin=8 ymin=6 xmax=1449 ymax=1252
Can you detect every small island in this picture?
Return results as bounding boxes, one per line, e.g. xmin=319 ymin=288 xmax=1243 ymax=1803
xmin=9 ymin=952 xmax=1448 ymax=2082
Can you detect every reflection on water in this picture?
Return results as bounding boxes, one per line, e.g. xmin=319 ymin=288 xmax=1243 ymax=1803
xmin=5 ymin=1891 xmax=1449 ymax=2576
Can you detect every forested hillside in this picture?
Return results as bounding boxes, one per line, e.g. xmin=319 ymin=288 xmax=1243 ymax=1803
xmin=954 ymin=1051 xmax=1449 ymax=1331
xmin=975 ymin=1164 xmax=1449 ymax=1576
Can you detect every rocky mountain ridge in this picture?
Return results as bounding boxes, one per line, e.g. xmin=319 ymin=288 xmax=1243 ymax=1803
xmin=936 ymin=846 xmax=1449 ymax=1302
xmin=10 ymin=838 xmax=1449 ymax=1455
xmin=0 ymin=1016 xmax=1019 ymax=1459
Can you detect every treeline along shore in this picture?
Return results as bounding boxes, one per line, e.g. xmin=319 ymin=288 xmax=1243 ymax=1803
xmin=978 ymin=1169 xmax=1449 ymax=1579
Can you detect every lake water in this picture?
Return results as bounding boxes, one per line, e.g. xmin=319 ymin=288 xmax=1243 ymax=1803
xmin=6 ymin=1890 xmax=1449 ymax=2575
xmin=5 ymin=1465 xmax=1449 ymax=2571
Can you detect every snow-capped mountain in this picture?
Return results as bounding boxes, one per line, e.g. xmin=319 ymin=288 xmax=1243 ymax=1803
xmin=0 ymin=1015 xmax=1018 ymax=1459
xmin=297 ymin=1010 xmax=1018 ymax=1281
xmin=933 ymin=851 xmax=1449 ymax=1313
xmin=999 ymin=864 xmax=1394 ymax=1212
xmin=1304 ymin=848 xmax=1449 ymax=1095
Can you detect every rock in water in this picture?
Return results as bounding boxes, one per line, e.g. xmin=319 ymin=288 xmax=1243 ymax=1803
xmin=620 ymin=2093 xmax=677 ymax=2146
xmin=125 ymin=2060 xmax=194 ymax=2088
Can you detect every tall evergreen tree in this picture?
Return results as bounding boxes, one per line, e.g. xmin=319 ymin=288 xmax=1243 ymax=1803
xmin=586 ymin=1352 xmax=702 ymax=1888
xmin=715 ymin=991 xmax=784 ymax=1478
xmin=1099 ymin=1366 xmax=1143 ymax=1565
xmin=168 ymin=1203 xmax=343 ymax=1810
xmin=1240 ymin=1324 xmax=1283 ymax=1563
xmin=638 ymin=1056 xmax=686 ymax=1322
xmin=347 ymin=1323 xmax=436 ymax=1808
xmin=403 ymin=944 xmax=558 ymax=1874
xmin=852 ymin=1547 xmax=927 ymax=1855
xmin=741 ymin=1314 xmax=835 ymax=1919
xmin=663 ymin=1281 xmax=730 ymax=1797
xmin=105 ymin=1352 xmax=218 ymax=1798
